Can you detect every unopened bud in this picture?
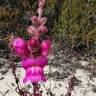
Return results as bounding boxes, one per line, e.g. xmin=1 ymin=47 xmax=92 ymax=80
xmin=38 ymin=7 xmax=43 ymax=17
xmin=37 ymin=26 xmax=48 ymax=33
xmin=27 ymin=25 xmax=36 ymax=35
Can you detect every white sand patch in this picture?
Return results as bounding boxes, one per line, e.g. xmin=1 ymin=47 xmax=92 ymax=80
xmin=0 ymin=65 xmax=96 ymax=96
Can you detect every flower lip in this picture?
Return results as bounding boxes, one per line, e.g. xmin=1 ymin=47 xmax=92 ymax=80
xmin=23 ymin=67 xmax=46 ymax=83
xmin=23 ymin=74 xmax=46 ymax=83
xmin=21 ymin=56 xmax=48 ymax=69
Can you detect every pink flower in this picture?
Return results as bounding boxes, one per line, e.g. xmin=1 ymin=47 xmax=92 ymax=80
xmin=11 ymin=0 xmax=51 ymax=84
xmin=21 ymin=55 xmax=48 ymax=83
xmin=12 ymin=38 xmax=30 ymax=58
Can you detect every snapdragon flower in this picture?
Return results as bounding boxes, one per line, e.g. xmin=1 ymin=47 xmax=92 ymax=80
xmin=11 ymin=0 xmax=51 ymax=84
xmin=12 ymin=38 xmax=30 ymax=58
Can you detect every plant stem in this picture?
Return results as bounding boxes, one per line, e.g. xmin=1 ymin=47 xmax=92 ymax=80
xmin=32 ymin=83 xmax=42 ymax=96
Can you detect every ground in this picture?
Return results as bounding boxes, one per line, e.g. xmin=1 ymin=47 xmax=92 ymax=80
xmin=0 ymin=49 xmax=96 ymax=96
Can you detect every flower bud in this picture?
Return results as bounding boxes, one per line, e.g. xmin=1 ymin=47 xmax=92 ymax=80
xmin=40 ymin=17 xmax=47 ymax=25
xmin=31 ymin=16 xmax=38 ymax=24
xmin=39 ymin=0 xmax=45 ymax=8
xmin=28 ymin=38 xmax=39 ymax=48
xmin=27 ymin=25 xmax=36 ymax=35
xmin=38 ymin=7 xmax=43 ymax=17
xmin=41 ymin=39 xmax=51 ymax=50
xmin=13 ymin=38 xmax=30 ymax=58
xmin=37 ymin=26 xmax=48 ymax=33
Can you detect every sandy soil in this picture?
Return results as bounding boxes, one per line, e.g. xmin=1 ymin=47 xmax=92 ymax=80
xmin=0 ymin=63 xmax=96 ymax=96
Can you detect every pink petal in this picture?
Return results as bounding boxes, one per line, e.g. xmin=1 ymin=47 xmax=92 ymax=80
xmin=29 ymin=74 xmax=42 ymax=83
xmin=23 ymin=74 xmax=42 ymax=83
xmin=22 ymin=56 xmax=48 ymax=69
xmin=21 ymin=58 xmax=36 ymax=69
xmin=26 ymin=67 xmax=43 ymax=75
xmin=41 ymin=49 xmax=49 ymax=57
xmin=36 ymin=56 xmax=48 ymax=67
xmin=23 ymin=67 xmax=46 ymax=83
xmin=13 ymin=38 xmax=30 ymax=58
xmin=13 ymin=38 xmax=25 ymax=47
